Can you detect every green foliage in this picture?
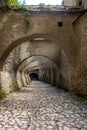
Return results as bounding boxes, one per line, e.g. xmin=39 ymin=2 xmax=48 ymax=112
xmin=62 ymin=0 xmax=64 ymax=6
xmin=19 ymin=5 xmax=31 ymax=11
xmin=0 ymin=0 xmax=31 ymax=26
xmin=0 ymin=83 xmax=6 ymax=100
xmin=39 ymin=3 xmax=45 ymax=10
xmin=38 ymin=3 xmax=56 ymax=11
xmin=49 ymin=7 xmax=56 ymax=11
xmin=75 ymin=96 xmax=87 ymax=104
xmin=10 ymin=81 xmax=20 ymax=91
xmin=46 ymin=4 xmax=51 ymax=9
xmin=0 ymin=0 xmax=8 ymax=8
xmin=0 ymin=0 xmax=20 ymax=7
xmin=8 ymin=0 xmax=20 ymax=7
xmin=0 ymin=89 xmax=6 ymax=100
xmin=25 ymin=12 xmax=30 ymax=25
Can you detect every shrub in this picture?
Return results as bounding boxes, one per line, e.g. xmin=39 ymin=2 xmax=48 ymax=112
xmin=0 ymin=89 xmax=6 ymax=100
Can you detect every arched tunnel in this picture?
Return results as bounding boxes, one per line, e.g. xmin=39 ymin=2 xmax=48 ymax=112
xmin=16 ymin=55 xmax=60 ymax=87
xmin=0 ymin=35 xmax=71 ymax=93
xmin=0 ymin=8 xmax=87 ymax=129
xmin=0 ymin=7 xmax=87 ymax=97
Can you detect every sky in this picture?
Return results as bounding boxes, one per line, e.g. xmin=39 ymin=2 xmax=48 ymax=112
xmin=19 ymin=0 xmax=63 ymax=5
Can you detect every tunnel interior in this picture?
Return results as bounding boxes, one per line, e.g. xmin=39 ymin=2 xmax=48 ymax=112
xmin=29 ymin=70 xmax=39 ymax=81
xmin=1 ymin=35 xmax=71 ymax=93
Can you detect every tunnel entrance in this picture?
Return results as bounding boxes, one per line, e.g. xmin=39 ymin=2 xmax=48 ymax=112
xmin=29 ymin=69 xmax=39 ymax=81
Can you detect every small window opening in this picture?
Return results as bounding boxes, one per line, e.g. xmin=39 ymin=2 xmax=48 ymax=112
xmin=58 ymin=22 xmax=63 ymax=27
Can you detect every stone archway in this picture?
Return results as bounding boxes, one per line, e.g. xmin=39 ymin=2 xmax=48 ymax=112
xmin=0 ymin=33 xmax=74 ymax=70
xmin=16 ymin=55 xmax=59 ymax=87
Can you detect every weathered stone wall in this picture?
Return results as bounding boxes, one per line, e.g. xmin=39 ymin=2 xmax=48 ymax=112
xmin=14 ymin=41 xmax=60 ymax=65
xmin=58 ymin=50 xmax=71 ymax=89
xmin=0 ymin=11 xmax=79 ymax=67
xmin=1 ymin=53 xmax=15 ymax=93
xmin=63 ymin=0 xmax=87 ymax=7
xmin=63 ymin=0 xmax=77 ymax=6
xmin=70 ymin=11 xmax=87 ymax=96
xmin=13 ymin=41 xmax=71 ymax=88
xmin=82 ymin=0 xmax=87 ymax=9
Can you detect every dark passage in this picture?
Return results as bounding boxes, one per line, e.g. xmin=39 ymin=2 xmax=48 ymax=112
xmin=29 ymin=69 xmax=39 ymax=81
xmin=29 ymin=73 xmax=39 ymax=81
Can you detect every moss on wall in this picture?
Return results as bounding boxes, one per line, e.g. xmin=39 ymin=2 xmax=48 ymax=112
xmin=0 ymin=82 xmax=6 ymax=100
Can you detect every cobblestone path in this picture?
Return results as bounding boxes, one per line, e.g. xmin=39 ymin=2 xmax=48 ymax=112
xmin=0 ymin=81 xmax=87 ymax=130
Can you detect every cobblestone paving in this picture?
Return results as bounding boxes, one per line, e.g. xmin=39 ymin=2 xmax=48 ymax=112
xmin=0 ymin=81 xmax=87 ymax=130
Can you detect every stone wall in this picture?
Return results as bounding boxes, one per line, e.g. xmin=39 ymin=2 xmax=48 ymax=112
xmin=0 ymin=11 xmax=79 ymax=68
xmin=82 ymin=0 xmax=87 ymax=9
xmin=63 ymin=0 xmax=87 ymax=7
xmin=71 ymin=11 xmax=87 ymax=96
xmin=0 ymin=48 xmax=20 ymax=93
xmin=1 ymin=53 xmax=15 ymax=93
xmin=58 ymin=50 xmax=71 ymax=89
xmin=63 ymin=0 xmax=77 ymax=6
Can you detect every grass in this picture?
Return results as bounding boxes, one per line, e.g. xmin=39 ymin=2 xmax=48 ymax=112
xmin=75 ymin=96 xmax=87 ymax=105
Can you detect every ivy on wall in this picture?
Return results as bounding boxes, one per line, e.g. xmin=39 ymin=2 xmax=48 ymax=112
xmin=8 ymin=0 xmax=20 ymax=6
xmin=62 ymin=0 xmax=64 ymax=6
xmin=0 ymin=82 xmax=6 ymax=100
xmin=0 ymin=0 xmax=31 ymax=25
xmin=0 ymin=0 xmax=20 ymax=7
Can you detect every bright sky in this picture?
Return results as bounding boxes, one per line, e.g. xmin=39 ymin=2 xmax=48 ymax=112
xmin=19 ymin=0 xmax=63 ymax=5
